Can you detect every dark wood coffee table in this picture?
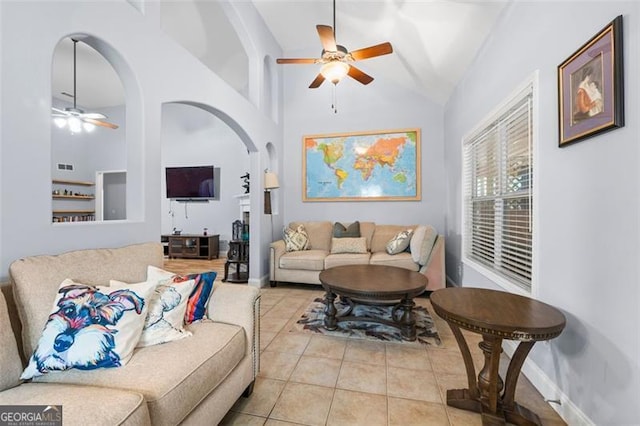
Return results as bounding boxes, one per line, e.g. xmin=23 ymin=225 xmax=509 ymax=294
xmin=318 ymin=265 xmax=428 ymax=341
xmin=430 ymin=287 xmax=566 ymax=426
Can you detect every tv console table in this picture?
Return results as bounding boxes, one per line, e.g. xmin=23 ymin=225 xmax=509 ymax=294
xmin=162 ymin=234 xmax=219 ymax=260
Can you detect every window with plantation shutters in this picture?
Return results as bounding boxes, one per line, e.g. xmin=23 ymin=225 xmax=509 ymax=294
xmin=462 ymin=80 xmax=534 ymax=293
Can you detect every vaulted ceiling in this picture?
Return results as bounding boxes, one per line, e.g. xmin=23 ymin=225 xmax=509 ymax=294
xmin=50 ymin=0 xmax=507 ymax=110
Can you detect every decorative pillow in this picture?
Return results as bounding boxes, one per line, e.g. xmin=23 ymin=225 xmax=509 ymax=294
xmin=284 ymin=225 xmax=310 ymax=252
xmin=111 ymin=278 xmax=196 ymax=347
xmin=333 ymin=221 xmax=361 ymax=238
xmin=146 ymin=266 xmax=217 ymax=323
xmin=21 ymin=278 xmax=155 ymax=380
xmin=410 ymin=225 xmax=438 ymax=265
xmin=330 ymin=237 xmax=368 ymax=254
xmin=386 ymin=229 xmax=414 ymax=255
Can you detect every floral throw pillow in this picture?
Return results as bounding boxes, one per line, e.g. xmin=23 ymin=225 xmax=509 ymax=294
xmin=111 ymin=278 xmax=196 ymax=347
xmin=386 ymin=229 xmax=414 ymax=255
xmin=284 ymin=225 xmax=309 ymax=252
xmin=146 ymin=266 xmax=217 ymax=323
xmin=21 ymin=278 xmax=155 ymax=380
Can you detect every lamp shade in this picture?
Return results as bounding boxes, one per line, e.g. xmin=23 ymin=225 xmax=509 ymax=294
xmin=264 ymin=171 xmax=280 ymax=190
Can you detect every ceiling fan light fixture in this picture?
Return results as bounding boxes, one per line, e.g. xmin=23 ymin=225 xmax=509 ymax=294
xmin=53 ymin=117 xmax=67 ymax=129
xmin=320 ymin=61 xmax=349 ymax=84
xmin=68 ymin=116 xmax=82 ymax=134
xmin=83 ymin=122 xmax=96 ymax=132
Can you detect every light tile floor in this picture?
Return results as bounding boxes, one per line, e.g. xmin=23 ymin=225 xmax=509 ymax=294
xmin=221 ymin=284 xmax=567 ymax=426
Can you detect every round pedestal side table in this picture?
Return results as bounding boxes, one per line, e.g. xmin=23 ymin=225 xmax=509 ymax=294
xmin=430 ymin=287 xmax=566 ymax=426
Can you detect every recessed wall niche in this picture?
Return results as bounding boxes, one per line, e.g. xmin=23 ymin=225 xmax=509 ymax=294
xmin=51 ymin=37 xmax=127 ymax=223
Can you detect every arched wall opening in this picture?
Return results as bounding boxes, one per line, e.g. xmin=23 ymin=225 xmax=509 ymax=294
xmin=51 ymin=34 xmax=140 ymax=224
xmin=161 ymin=101 xmax=258 ymax=258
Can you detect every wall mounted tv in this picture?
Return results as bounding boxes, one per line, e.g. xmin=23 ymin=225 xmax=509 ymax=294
xmin=165 ymin=165 xmax=214 ymax=200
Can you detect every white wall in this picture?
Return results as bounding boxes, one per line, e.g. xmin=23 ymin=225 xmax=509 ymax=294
xmin=444 ymin=2 xmax=639 ymax=424
xmin=161 ymin=103 xmax=250 ymax=247
xmin=282 ymin=64 xmax=446 ymax=233
xmin=0 ymin=1 xmax=283 ymax=284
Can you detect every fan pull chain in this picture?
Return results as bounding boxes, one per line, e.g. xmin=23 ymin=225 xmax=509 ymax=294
xmin=331 ymin=84 xmax=338 ymax=114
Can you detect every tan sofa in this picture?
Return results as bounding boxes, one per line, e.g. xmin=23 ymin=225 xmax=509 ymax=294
xmin=270 ymin=221 xmax=445 ymax=291
xmin=0 ymin=242 xmax=260 ymax=426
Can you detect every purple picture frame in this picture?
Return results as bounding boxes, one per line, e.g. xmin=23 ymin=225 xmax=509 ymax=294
xmin=558 ymin=15 xmax=624 ymax=147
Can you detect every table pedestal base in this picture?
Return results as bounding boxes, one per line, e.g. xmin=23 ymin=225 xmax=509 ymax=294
xmin=446 ymin=323 xmax=541 ymax=426
xmin=323 ymin=291 xmax=418 ymax=341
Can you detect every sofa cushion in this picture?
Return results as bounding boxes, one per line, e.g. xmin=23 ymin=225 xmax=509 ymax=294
xmin=279 ymin=250 xmax=328 ymax=271
xmin=410 ymin=225 xmax=438 ymax=265
xmin=333 ymin=221 xmax=360 ymax=238
xmin=33 ymin=321 xmax=245 ymax=426
xmin=386 ymin=229 xmax=414 ymax=254
xmin=146 ymin=266 xmax=217 ymax=323
xmin=359 ymin=222 xmax=376 ymax=250
xmin=10 ymin=242 xmax=164 ymax=360
xmin=21 ymin=279 xmax=156 ymax=380
xmin=325 ymin=253 xmax=371 ymax=269
xmin=0 ymin=291 xmax=23 ymax=392
xmin=369 ymin=252 xmax=420 ymax=271
xmin=330 ymin=237 xmax=368 ymax=254
xmin=289 ymin=221 xmax=333 ymax=251
xmin=371 ymin=225 xmax=417 ymax=253
xmin=0 ymin=382 xmax=150 ymax=426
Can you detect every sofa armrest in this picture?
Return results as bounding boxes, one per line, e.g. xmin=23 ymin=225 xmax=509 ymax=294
xmin=207 ymin=284 xmax=261 ymax=379
xmin=270 ymin=240 xmax=286 ymax=280
xmin=419 ymin=235 xmax=446 ymax=291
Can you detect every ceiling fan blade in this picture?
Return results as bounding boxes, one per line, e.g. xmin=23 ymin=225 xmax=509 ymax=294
xmin=81 ymin=112 xmax=107 ymax=119
xmin=309 ymin=73 xmax=326 ymax=89
xmin=317 ymin=25 xmax=337 ymax=52
xmin=52 ymin=107 xmax=68 ymax=114
xmin=347 ymin=65 xmax=374 ymax=85
xmin=349 ymin=42 xmax=393 ymax=61
xmin=84 ymin=118 xmax=119 ymax=130
xmin=276 ymin=58 xmax=317 ymax=64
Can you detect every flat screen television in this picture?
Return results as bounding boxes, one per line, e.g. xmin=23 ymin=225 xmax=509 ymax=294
xmin=165 ymin=165 xmax=214 ymax=200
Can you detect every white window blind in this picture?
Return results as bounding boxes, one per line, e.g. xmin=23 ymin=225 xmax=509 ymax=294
xmin=463 ymin=84 xmax=534 ymax=292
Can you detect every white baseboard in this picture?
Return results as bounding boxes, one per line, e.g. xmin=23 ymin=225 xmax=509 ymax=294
xmin=502 ymin=341 xmax=593 ymax=426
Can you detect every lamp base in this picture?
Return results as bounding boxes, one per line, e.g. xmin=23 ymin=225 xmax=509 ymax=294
xmin=264 ymin=190 xmax=272 ymax=215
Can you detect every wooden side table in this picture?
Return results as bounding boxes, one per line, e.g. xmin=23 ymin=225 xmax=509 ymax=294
xmin=430 ymin=287 xmax=566 ymax=426
xmin=223 ymin=240 xmax=249 ymax=283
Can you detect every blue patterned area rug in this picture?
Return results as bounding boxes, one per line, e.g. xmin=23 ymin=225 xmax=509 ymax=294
xmin=292 ymin=297 xmax=443 ymax=348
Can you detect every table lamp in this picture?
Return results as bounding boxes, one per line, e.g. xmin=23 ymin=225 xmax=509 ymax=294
xmin=264 ymin=171 xmax=279 ymax=215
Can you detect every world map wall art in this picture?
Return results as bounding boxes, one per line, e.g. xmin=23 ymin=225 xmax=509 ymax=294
xmin=303 ymin=128 xmax=420 ymax=202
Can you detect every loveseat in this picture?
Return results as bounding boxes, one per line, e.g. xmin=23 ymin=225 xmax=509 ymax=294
xmin=270 ymin=221 xmax=445 ymax=291
xmin=0 ymin=242 xmax=260 ymax=426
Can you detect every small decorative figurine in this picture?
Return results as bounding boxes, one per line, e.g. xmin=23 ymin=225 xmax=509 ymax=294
xmin=240 ymin=172 xmax=250 ymax=194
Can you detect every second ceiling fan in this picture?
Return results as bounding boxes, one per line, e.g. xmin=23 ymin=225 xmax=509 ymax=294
xmin=277 ymin=0 xmax=393 ymax=88
xmin=52 ymin=38 xmax=119 ymax=133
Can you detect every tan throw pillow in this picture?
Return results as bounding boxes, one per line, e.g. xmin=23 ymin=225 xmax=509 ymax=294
xmin=386 ymin=229 xmax=414 ymax=255
xmin=333 ymin=221 xmax=361 ymax=238
xmin=284 ymin=225 xmax=310 ymax=252
xmin=330 ymin=237 xmax=368 ymax=254
xmin=410 ymin=225 xmax=438 ymax=265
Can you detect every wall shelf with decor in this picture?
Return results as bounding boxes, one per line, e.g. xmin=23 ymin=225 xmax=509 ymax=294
xmin=52 ymin=179 xmax=96 ymax=222
xmin=52 ymin=210 xmax=96 ymax=222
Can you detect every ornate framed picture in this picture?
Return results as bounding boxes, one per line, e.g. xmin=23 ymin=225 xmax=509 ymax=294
xmin=558 ymin=15 xmax=624 ymax=147
xmin=302 ymin=128 xmax=420 ymax=202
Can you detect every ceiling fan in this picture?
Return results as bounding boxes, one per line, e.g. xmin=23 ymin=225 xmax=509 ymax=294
xmin=276 ymin=0 xmax=393 ymax=89
xmin=51 ymin=39 xmax=119 ymax=133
